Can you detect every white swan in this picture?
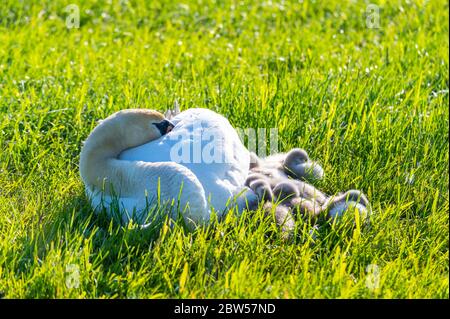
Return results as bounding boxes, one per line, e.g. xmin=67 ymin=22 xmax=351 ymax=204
xmin=80 ymin=108 xmax=251 ymax=228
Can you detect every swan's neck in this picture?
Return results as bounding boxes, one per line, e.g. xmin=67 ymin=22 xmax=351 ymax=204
xmin=79 ymin=120 xmax=134 ymax=191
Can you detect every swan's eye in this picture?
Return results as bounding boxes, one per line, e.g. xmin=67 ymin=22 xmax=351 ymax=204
xmin=153 ymin=119 xmax=175 ymax=135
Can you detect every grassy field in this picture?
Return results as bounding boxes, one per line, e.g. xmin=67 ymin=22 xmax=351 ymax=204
xmin=0 ymin=0 xmax=448 ymax=298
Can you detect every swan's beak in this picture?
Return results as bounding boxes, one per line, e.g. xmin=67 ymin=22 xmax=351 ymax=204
xmin=166 ymin=121 xmax=174 ymax=133
xmin=154 ymin=119 xmax=175 ymax=135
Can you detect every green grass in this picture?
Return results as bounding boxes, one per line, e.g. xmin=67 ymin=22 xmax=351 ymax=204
xmin=0 ymin=0 xmax=448 ymax=298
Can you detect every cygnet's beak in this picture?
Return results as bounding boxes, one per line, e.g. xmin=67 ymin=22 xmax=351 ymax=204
xmin=154 ymin=119 xmax=175 ymax=135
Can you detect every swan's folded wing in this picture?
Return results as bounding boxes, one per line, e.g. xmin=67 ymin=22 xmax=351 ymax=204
xmin=119 ymin=108 xmax=251 ymax=214
xmin=91 ymin=159 xmax=209 ymax=226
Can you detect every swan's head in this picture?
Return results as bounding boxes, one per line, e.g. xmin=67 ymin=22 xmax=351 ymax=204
xmin=79 ymin=109 xmax=175 ymax=193
xmin=101 ymin=109 xmax=174 ymax=150
xmin=82 ymin=109 xmax=175 ymax=162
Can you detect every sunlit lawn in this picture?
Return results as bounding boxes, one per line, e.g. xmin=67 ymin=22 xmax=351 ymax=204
xmin=0 ymin=0 xmax=448 ymax=298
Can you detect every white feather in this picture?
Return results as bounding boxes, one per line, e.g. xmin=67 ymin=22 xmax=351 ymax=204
xmin=118 ymin=108 xmax=250 ymax=219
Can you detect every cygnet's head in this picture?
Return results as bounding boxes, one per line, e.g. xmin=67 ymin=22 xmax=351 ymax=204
xmin=249 ymin=179 xmax=274 ymax=202
xmin=283 ymin=148 xmax=324 ymax=182
xmin=272 ymin=181 xmax=300 ymax=203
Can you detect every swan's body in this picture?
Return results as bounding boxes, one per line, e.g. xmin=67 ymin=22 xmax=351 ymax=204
xmin=81 ymin=108 xmax=250 ymax=227
xmin=119 ymin=108 xmax=250 ymax=214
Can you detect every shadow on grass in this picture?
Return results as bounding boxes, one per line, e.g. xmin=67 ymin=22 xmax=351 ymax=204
xmin=13 ymin=192 xmax=181 ymax=280
xmin=9 ymin=187 xmax=383 ymax=298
